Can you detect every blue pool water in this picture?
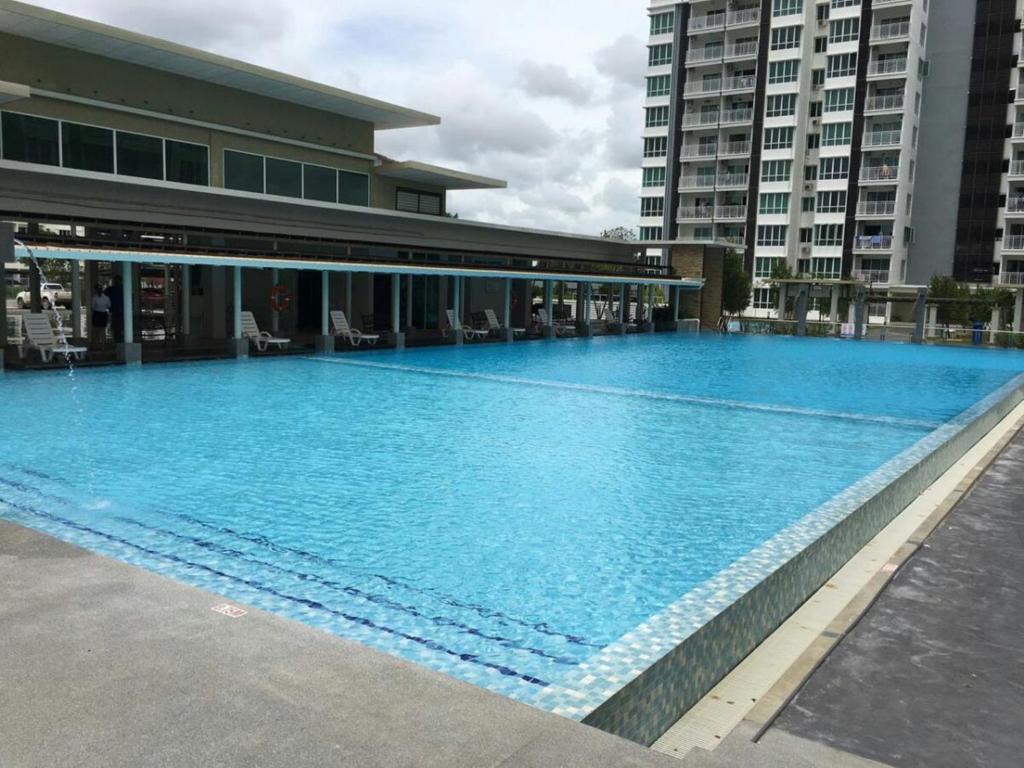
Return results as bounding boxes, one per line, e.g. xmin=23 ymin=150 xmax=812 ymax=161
xmin=2 ymin=334 xmax=1023 ymax=702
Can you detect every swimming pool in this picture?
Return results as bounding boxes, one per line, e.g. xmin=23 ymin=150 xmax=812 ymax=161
xmin=3 ymin=334 xmax=1023 ymax=735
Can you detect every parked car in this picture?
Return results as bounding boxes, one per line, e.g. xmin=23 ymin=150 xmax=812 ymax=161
xmin=15 ymin=282 xmax=72 ymax=309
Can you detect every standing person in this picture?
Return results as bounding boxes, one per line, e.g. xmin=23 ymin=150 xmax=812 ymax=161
xmin=105 ymin=275 xmax=124 ymax=343
xmin=90 ymin=284 xmax=111 ymax=348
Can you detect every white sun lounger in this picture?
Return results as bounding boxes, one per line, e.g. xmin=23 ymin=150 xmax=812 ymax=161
xmin=23 ymin=313 xmax=87 ymax=362
xmin=604 ymin=305 xmax=637 ymax=332
xmin=484 ymin=308 xmax=525 ymax=338
xmin=444 ymin=309 xmax=488 ymax=340
xmin=330 ymin=310 xmax=380 ymax=346
xmin=240 ymin=311 xmax=291 ymax=352
xmin=536 ymin=308 xmax=576 ymax=337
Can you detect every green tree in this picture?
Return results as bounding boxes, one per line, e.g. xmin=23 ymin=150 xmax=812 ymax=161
xmin=600 ymin=226 xmax=638 ymax=241
xmin=721 ymin=252 xmax=752 ymax=315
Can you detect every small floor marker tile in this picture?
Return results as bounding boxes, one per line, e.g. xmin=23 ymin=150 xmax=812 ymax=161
xmin=211 ymin=603 xmax=247 ymax=618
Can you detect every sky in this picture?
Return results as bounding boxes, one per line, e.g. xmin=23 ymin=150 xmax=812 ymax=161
xmin=34 ymin=0 xmax=649 ymax=236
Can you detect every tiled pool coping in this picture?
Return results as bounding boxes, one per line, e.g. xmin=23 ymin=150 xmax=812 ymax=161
xmin=529 ymin=371 xmax=1024 ymax=745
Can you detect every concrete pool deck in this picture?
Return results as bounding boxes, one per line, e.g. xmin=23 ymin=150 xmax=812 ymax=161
xmin=0 ymin=519 xmax=677 ymax=768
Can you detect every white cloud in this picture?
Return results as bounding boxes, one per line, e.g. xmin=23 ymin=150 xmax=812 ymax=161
xmin=30 ymin=0 xmax=648 ymax=236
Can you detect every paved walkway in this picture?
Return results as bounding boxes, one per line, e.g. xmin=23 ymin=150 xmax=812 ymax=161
xmin=0 ymin=520 xmax=675 ymax=768
xmin=769 ymin=428 xmax=1024 ymax=768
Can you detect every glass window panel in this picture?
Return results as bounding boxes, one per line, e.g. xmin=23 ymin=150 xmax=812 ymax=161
xmin=116 ymin=131 xmax=163 ymax=180
xmin=266 ymin=157 xmax=302 ymax=198
xmin=1 ymin=112 xmax=59 ymax=166
xmin=224 ymin=150 xmax=264 ymax=193
xmin=165 ymin=139 xmax=208 ymax=186
xmin=339 ymin=171 xmax=369 ymax=206
xmin=61 ymin=122 xmax=114 ymax=173
xmin=303 ymin=164 xmax=337 ymax=203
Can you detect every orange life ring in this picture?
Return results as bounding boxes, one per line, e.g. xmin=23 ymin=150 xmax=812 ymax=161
xmin=270 ymin=284 xmax=291 ymax=312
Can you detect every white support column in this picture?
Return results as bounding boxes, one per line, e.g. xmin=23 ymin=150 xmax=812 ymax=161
xmin=392 ymin=273 xmax=404 ymax=349
xmin=990 ymin=307 xmax=1002 ymax=345
xmin=70 ymin=260 xmax=82 ymax=339
xmin=118 ymin=260 xmax=141 ymax=364
xmin=453 ymin=276 xmax=463 ymax=329
xmin=406 ymin=275 xmax=414 ymax=330
xmin=543 ymin=280 xmax=554 ymax=338
xmin=181 ymin=264 xmax=191 ymax=338
xmin=321 ymin=270 xmax=330 ymax=336
xmin=345 ymin=272 xmax=353 ymax=318
xmin=0 ymin=223 xmax=9 ymax=371
xmin=583 ymin=283 xmax=592 ymax=336
xmin=270 ymin=268 xmax=280 ymax=334
xmin=1014 ymin=289 xmax=1023 ymax=334
xmin=674 ymin=285 xmax=681 ymax=322
xmin=503 ymin=278 xmax=513 ymax=342
xmin=619 ymin=284 xmax=626 ymax=323
xmin=829 ymin=286 xmax=840 ymax=332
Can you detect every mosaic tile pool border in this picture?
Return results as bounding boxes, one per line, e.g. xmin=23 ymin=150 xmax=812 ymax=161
xmin=530 ymin=371 xmax=1024 ymax=745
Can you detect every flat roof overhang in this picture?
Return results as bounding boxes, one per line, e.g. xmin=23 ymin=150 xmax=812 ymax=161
xmin=0 ymin=79 xmax=31 ymax=105
xmin=13 ymin=245 xmax=703 ymax=288
xmin=0 ymin=0 xmax=438 ymax=130
xmin=375 ymin=161 xmax=507 ymax=191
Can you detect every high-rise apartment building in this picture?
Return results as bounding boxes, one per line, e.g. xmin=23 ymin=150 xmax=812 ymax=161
xmin=641 ymin=0 xmax=943 ymax=315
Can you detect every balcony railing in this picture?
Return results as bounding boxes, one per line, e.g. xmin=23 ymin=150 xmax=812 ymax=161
xmin=722 ymin=75 xmax=756 ymax=92
xmin=684 ymin=79 xmax=723 ymax=96
xmin=678 ymin=175 xmax=717 ymax=190
xmin=1003 ymin=236 xmax=1024 ymax=251
xmin=870 ymin=22 xmax=911 ymax=41
xmin=1011 ymin=161 xmax=1024 ymax=176
xmin=867 ymin=58 xmax=908 ymax=76
xmin=863 ymin=94 xmax=904 ymax=112
xmin=680 ymin=144 xmax=718 ymax=158
xmin=857 ymin=200 xmax=897 ymax=216
xmin=681 ymin=111 xmax=721 ymax=127
xmin=727 ymin=8 xmax=760 ymax=26
xmin=855 ymin=269 xmax=891 ymax=283
xmin=1013 ymin=123 xmax=1024 ymax=138
xmin=854 ymin=235 xmax=894 ymax=250
xmin=720 ymin=107 xmax=754 ymax=124
xmin=719 ymin=140 xmax=752 ymax=156
xmin=677 ymin=206 xmax=715 ymax=220
xmin=724 ymin=41 xmax=759 ymax=59
xmin=720 ymin=235 xmax=747 ymax=245
xmin=715 ymin=205 xmax=747 ymax=219
xmin=860 ymin=165 xmax=900 ymax=181
xmin=862 ymin=130 xmax=902 ymax=147
xmin=687 ymin=47 xmax=724 ymax=64
xmin=688 ymin=14 xmax=726 ymax=32
xmin=716 ymin=173 xmax=749 ymax=187
xmin=1001 ymin=272 xmax=1024 ymax=285
xmin=1007 ymin=197 xmax=1024 ymax=213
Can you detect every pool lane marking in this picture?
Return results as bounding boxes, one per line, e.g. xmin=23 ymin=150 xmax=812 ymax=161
xmin=302 ymin=357 xmax=942 ymax=432
xmin=0 ymin=492 xmax=551 ymax=688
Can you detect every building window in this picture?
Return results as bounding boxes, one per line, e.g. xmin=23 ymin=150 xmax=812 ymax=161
xmin=800 ymin=227 xmax=813 ymax=243
xmin=116 ymin=131 xmax=163 ymax=180
xmin=802 ymin=196 xmax=816 ymax=212
xmin=819 ymin=156 xmax=850 ymax=179
xmin=772 ymin=0 xmax=802 ymax=17
xmin=61 ymin=122 xmax=114 ymax=173
xmin=766 ymin=93 xmax=797 ymax=117
xmin=647 ymin=75 xmax=672 ymax=98
xmin=804 ymin=164 xmax=818 ymax=181
xmin=771 ymin=26 xmax=802 ymax=51
xmin=759 ymin=192 xmax=790 ymax=214
xmin=1 ymin=112 xmax=59 ymax=166
xmin=224 ymin=150 xmax=264 ymax=193
xmin=814 ymin=224 xmax=844 ymax=246
xmin=303 ymin=164 xmax=337 ymax=203
xmin=650 ymin=11 xmax=674 ymax=36
xmin=641 ymin=197 xmax=664 ymax=217
xmin=266 ymin=157 xmax=302 ymax=198
xmin=754 ymin=257 xmax=784 ymax=279
xmin=764 ymin=127 xmax=795 ymax=150
xmin=762 ymin=159 xmax=793 ymax=182
xmin=640 ymin=226 xmax=663 ymax=240
xmin=643 ymin=136 xmax=668 ymax=158
xmin=648 ymin=44 xmax=672 ymax=67
xmin=828 ymin=18 xmax=860 ymax=44
xmin=824 ymin=87 xmax=855 ymax=112
xmin=816 ymin=190 xmax=847 ymax=213
xmin=642 ymin=167 xmax=667 ymax=187
xmin=396 ymin=188 xmax=442 ymax=215
xmin=809 ymin=100 xmax=823 ymax=117
xmin=645 ymin=106 xmax=670 ymax=128
xmin=814 ymin=36 xmax=827 ymax=53
xmin=831 ymin=0 xmax=859 ymax=8
xmin=812 ymin=68 xmax=825 ymax=86
xmin=752 ymin=288 xmax=779 ymax=309
xmin=768 ymin=59 xmax=800 ymax=85
xmin=339 ymin=171 xmax=370 ymax=206
xmin=165 ymin=139 xmax=208 ymax=186
xmin=821 ymin=122 xmax=852 ymax=146
xmin=756 ymin=225 xmax=788 ymax=247
xmin=806 ymin=133 xmax=820 ymax=150
xmin=827 ymin=53 xmax=857 ymax=78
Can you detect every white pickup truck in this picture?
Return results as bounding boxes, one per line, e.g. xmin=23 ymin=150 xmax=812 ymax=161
xmin=15 ymin=282 xmax=72 ymax=309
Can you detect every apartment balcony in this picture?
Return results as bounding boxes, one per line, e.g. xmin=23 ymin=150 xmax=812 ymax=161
xmin=726 ymin=7 xmax=760 ymax=28
xmin=724 ymin=41 xmax=759 ymax=60
xmin=863 ymin=94 xmax=904 ymax=114
xmin=860 ymin=165 xmax=900 ymax=182
xmin=677 ymin=206 xmax=716 ymax=222
xmin=681 ymin=111 xmax=721 ymax=128
xmin=714 ymin=205 xmax=747 ymax=220
xmin=853 ymin=234 xmax=894 ymax=250
xmin=870 ymin=22 xmax=911 ymax=42
xmin=1006 ymin=197 xmax=1024 ymax=215
xmin=862 ymin=130 xmax=902 ymax=148
xmin=678 ymin=175 xmax=717 ymax=191
xmin=854 ymin=269 xmax=891 ymax=284
xmin=866 ymin=58 xmax=908 ymax=78
xmin=873 ymin=0 xmax=914 ymax=6
xmin=688 ymin=13 xmax=725 ymax=33
xmin=683 ymin=79 xmax=723 ymax=97
xmin=1000 ymin=271 xmax=1024 ymax=285
xmin=1003 ymin=235 xmax=1024 ymax=252
xmin=686 ymin=47 xmax=724 ymax=65
xmin=856 ymin=200 xmax=897 ymax=217
xmin=716 ymin=172 xmax=749 ymax=189
xmin=722 ymin=74 xmax=756 ymax=93
xmin=1012 ymin=123 xmax=1024 ymax=140
xmin=720 ymin=107 xmax=754 ymax=125
xmin=718 ymin=140 xmax=752 ymax=158
xmin=679 ymin=144 xmax=719 ymax=159
xmin=719 ymin=235 xmax=747 ymax=246
xmin=1010 ymin=161 xmax=1024 ymax=178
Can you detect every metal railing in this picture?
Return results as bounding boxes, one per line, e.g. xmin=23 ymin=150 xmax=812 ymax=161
xmin=862 ymin=130 xmax=902 ymax=147
xmin=689 ymin=13 xmax=726 ymax=32
xmin=716 ymin=173 xmax=749 ymax=187
xmin=681 ymin=111 xmax=721 ymax=127
xmin=1010 ymin=161 xmax=1024 ymax=176
xmin=1003 ymin=235 xmax=1024 ymax=251
xmin=718 ymin=140 xmax=752 ymax=156
xmin=678 ymin=175 xmax=717 ymax=190
xmin=863 ymin=94 xmax=904 ymax=112
xmin=857 ymin=200 xmax=897 ymax=216
xmin=714 ymin=205 xmax=747 ymax=219
xmin=860 ymin=165 xmax=900 ymax=181
xmin=853 ymin=235 xmax=894 ymax=249
xmin=867 ymin=58 xmax=908 ymax=76
xmin=1013 ymin=123 xmax=1024 ymax=138
xmin=724 ymin=41 xmax=759 ymax=59
xmin=680 ymin=144 xmax=719 ymax=158
xmin=684 ymin=79 xmax=723 ymax=96
xmin=727 ymin=8 xmax=760 ymax=26
xmin=723 ymin=75 xmax=757 ymax=91
xmin=1007 ymin=198 xmax=1024 ymax=213
xmin=854 ymin=269 xmax=891 ymax=283
xmin=870 ymin=22 xmax=910 ymax=41
xmin=1000 ymin=271 xmax=1024 ymax=285
xmin=677 ymin=207 xmax=715 ymax=220
xmin=686 ymin=47 xmax=724 ymax=64
xmin=720 ymin=107 xmax=754 ymax=124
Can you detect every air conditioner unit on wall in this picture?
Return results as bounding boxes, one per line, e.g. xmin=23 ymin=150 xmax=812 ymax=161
xmin=804 ymin=183 xmax=814 ymax=192
xmin=801 ymin=245 xmax=812 ymax=254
